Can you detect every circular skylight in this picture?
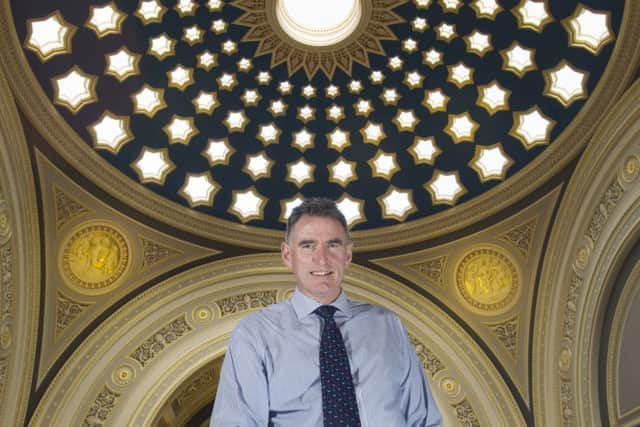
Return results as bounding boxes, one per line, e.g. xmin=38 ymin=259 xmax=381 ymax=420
xmin=276 ymin=0 xmax=362 ymax=46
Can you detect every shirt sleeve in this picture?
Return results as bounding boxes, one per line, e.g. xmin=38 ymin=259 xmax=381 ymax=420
xmin=210 ymin=321 xmax=270 ymax=427
xmin=396 ymin=318 xmax=443 ymax=427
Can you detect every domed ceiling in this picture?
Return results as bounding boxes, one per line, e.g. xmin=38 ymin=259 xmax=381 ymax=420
xmin=9 ymin=0 xmax=621 ymax=240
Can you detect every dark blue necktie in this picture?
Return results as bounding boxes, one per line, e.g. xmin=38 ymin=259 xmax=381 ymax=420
xmin=315 ymin=305 xmax=361 ymax=427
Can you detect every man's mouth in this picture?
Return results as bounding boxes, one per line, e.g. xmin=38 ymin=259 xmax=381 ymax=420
xmin=311 ymin=271 xmax=331 ymax=276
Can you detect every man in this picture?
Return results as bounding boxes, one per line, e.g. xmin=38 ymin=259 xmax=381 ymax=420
xmin=210 ymin=198 xmax=442 ymax=426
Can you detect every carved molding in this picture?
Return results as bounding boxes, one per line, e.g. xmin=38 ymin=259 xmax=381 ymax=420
xmin=486 ymin=316 xmax=519 ymax=360
xmin=0 ymin=358 xmax=6 ymax=401
xmin=83 ymin=385 xmax=121 ymax=426
xmin=453 ymin=398 xmax=481 ymax=427
xmin=409 ymin=333 xmax=446 ymax=378
xmin=54 ymin=186 xmax=90 ymax=232
xmin=140 ymin=237 xmax=180 ymax=269
xmin=535 ymin=79 xmax=640 ymax=426
xmin=55 ymin=291 xmax=92 ymax=339
xmin=499 ymin=219 xmax=536 ymax=258
xmin=130 ymin=316 xmax=193 ymax=368
xmin=408 ymin=256 xmax=447 ymax=287
xmin=215 ymin=290 xmax=278 ymax=317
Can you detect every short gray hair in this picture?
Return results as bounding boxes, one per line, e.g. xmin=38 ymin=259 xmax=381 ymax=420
xmin=285 ymin=198 xmax=350 ymax=242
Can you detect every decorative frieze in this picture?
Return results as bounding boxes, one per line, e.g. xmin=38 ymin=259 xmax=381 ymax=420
xmin=83 ymin=385 xmax=120 ymax=427
xmin=586 ymin=180 xmax=624 ymax=243
xmin=54 ymin=187 xmax=89 ymax=231
xmin=500 ymin=219 xmax=536 ymax=257
xmin=409 ymin=256 xmax=446 ymax=287
xmin=0 ymin=358 xmax=6 ymax=401
xmin=0 ymin=244 xmax=12 ymax=320
xmin=130 ymin=316 xmax=192 ymax=368
xmin=453 ymin=398 xmax=481 ymax=427
xmin=55 ymin=291 xmax=91 ymax=338
xmin=140 ymin=237 xmax=179 ymax=268
xmin=409 ymin=334 xmax=445 ymax=378
xmin=215 ymin=290 xmax=278 ymax=317
xmin=486 ymin=316 xmax=518 ymax=359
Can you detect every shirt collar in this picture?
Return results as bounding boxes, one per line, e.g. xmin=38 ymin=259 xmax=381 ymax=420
xmin=291 ymin=287 xmax=352 ymax=320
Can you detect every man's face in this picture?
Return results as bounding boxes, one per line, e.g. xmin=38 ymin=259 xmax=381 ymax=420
xmin=281 ymin=215 xmax=353 ymax=305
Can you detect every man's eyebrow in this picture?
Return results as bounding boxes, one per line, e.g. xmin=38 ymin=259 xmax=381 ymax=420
xmin=297 ymin=239 xmax=316 ymax=246
xmin=328 ymin=238 xmax=345 ymax=244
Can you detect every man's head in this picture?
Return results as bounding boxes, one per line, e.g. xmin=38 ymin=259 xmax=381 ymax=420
xmin=281 ymin=198 xmax=352 ymax=304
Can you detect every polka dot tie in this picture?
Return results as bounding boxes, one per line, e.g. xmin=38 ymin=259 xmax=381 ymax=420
xmin=315 ymin=305 xmax=361 ymax=427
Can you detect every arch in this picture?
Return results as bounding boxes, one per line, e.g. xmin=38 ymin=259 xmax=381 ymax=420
xmin=30 ymin=255 xmax=524 ymax=426
xmin=535 ymin=80 xmax=640 ymax=425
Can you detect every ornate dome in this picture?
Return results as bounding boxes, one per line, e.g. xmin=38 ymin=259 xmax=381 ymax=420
xmin=7 ymin=0 xmax=623 ymax=247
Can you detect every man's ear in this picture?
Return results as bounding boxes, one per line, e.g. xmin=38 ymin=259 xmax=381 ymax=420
xmin=345 ymin=241 xmax=353 ymax=265
xmin=281 ymin=241 xmax=292 ymax=268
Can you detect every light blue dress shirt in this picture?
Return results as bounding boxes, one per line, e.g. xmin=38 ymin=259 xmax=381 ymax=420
xmin=210 ymin=288 xmax=442 ymax=427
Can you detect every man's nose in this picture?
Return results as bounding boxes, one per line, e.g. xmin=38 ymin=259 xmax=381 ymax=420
xmin=313 ymin=245 xmax=329 ymax=264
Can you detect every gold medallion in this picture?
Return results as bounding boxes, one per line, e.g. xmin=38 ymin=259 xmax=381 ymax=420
xmin=455 ymin=247 xmax=519 ymax=313
xmin=60 ymin=223 xmax=129 ymax=294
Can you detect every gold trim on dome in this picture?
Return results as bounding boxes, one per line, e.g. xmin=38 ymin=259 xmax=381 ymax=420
xmin=455 ymin=247 xmax=520 ymax=314
xmin=563 ymin=5 xmax=615 ymax=55
xmin=24 ymin=11 xmax=76 ymax=62
xmin=59 ymin=222 xmax=131 ymax=295
xmin=232 ymin=0 xmax=407 ymax=78
xmin=85 ymin=3 xmax=125 ymax=38
xmin=50 ymin=66 xmax=98 ymax=113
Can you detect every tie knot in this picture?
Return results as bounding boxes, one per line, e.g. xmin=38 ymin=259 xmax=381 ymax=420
xmin=314 ymin=305 xmax=337 ymax=320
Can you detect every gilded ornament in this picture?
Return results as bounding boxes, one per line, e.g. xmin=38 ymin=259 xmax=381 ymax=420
xmin=439 ymin=376 xmax=461 ymax=398
xmin=0 ymin=212 xmax=9 ymax=239
xmin=455 ymin=248 xmax=519 ymax=313
xmin=558 ymin=347 xmax=572 ymax=372
xmin=575 ymin=245 xmax=590 ymax=270
xmin=621 ymin=155 xmax=639 ymax=183
xmin=192 ymin=305 xmax=213 ymax=323
xmin=60 ymin=224 xmax=130 ymax=294
xmin=112 ymin=365 xmax=135 ymax=386
xmin=0 ymin=324 xmax=12 ymax=349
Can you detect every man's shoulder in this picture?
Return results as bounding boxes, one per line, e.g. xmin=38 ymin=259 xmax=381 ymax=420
xmin=234 ymin=298 xmax=291 ymax=329
xmin=348 ymin=299 xmax=400 ymax=320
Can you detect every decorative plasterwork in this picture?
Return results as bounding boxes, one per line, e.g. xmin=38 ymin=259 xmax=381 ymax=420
xmin=29 ymin=255 xmax=524 ymax=426
xmin=0 ymin=66 xmax=40 ymax=427
xmin=130 ymin=316 xmax=193 ymax=368
xmin=534 ymin=80 xmax=640 ymax=426
xmin=371 ymin=186 xmax=562 ymax=406
xmin=55 ymin=291 xmax=91 ymax=339
xmin=233 ymin=0 xmax=406 ymax=78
